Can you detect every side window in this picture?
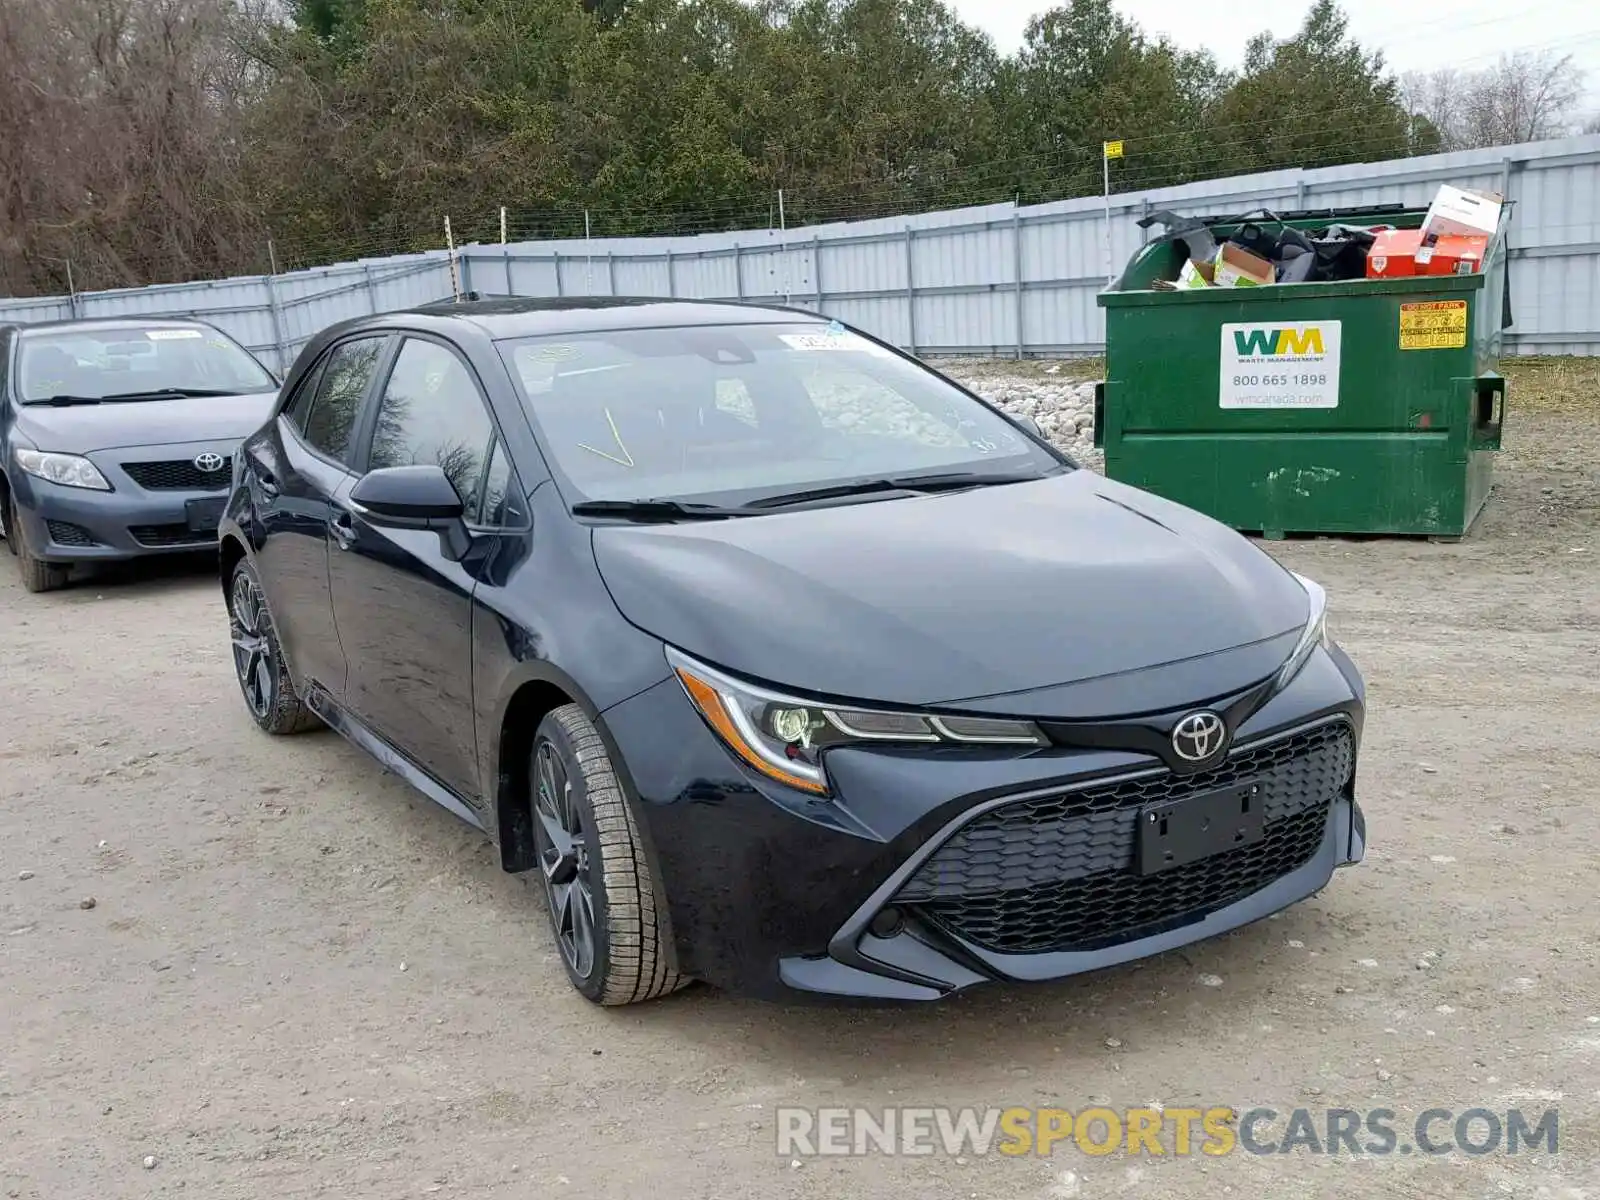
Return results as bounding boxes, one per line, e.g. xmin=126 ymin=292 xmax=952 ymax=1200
xmin=301 ymin=337 xmax=385 ymax=462
xmin=368 ymin=338 xmax=496 ymax=507
xmin=281 ymin=358 xmax=326 ymax=433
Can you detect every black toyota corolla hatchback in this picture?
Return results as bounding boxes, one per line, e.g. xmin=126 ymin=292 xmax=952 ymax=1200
xmin=220 ymin=297 xmax=1367 ymax=1005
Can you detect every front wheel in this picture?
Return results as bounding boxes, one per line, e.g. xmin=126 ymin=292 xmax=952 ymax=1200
xmin=531 ymin=704 xmax=690 ymax=1005
xmin=7 ymin=496 xmax=69 ymax=593
xmin=228 ymin=557 xmax=321 ymax=735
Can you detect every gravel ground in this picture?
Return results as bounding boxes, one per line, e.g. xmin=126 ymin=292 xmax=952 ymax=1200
xmin=2 ymin=360 xmax=1598 ymax=1199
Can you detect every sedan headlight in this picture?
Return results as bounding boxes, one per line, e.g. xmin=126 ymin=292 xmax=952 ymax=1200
xmin=666 ymin=647 xmax=1045 ymax=796
xmin=1273 ymin=571 xmax=1330 ymax=692
xmin=14 ymin=448 xmax=111 ymax=491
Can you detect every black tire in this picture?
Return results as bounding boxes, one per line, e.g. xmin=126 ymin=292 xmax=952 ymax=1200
xmin=227 ymin=557 xmax=321 ymax=735
xmin=531 ymin=704 xmax=689 ymax=1005
xmin=7 ymin=496 xmax=70 ymax=593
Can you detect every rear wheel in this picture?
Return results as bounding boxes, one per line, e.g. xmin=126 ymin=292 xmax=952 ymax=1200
xmin=228 ymin=557 xmax=320 ymax=735
xmin=531 ymin=704 xmax=689 ymax=1005
xmin=7 ymin=496 xmax=70 ymax=593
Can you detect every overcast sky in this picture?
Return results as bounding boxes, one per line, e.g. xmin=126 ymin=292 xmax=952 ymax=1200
xmin=948 ymin=0 xmax=1600 ymax=112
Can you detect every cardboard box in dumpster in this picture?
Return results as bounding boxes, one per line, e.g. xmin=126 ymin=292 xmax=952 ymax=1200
xmin=1421 ymin=185 xmax=1502 ymax=242
xmin=1368 ymin=228 xmax=1488 ymax=277
xmin=1177 ymin=259 xmax=1216 ymax=288
xmin=1211 ymin=242 xmax=1274 ymax=288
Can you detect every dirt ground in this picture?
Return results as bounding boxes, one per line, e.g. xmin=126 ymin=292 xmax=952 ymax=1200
xmin=3 ymin=360 xmax=1598 ymax=1199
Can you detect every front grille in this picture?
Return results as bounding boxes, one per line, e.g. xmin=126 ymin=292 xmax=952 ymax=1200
xmin=896 ymin=721 xmax=1352 ymax=955
xmin=45 ymin=520 xmax=98 ymax=547
xmin=123 ymin=458 xmax=231 ymax=491
xmin=129 ymin=523 xmax=217 ymax=548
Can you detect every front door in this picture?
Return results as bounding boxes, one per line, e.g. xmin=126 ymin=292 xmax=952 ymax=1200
xmin=327 ymin=335 xmax=503 ymax=807
xmin=247 ymin=334 xmax=389 ymax=699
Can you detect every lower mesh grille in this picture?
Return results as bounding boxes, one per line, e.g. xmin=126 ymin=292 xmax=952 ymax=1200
xmin=46 ymin=520 xmax=98 ymax=547
xmin=129 ymin=523 xmax=216 ymax=548
xmin=897 ymin=720 xmax=1353 ymax=955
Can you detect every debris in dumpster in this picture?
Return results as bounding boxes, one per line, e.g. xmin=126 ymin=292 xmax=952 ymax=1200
xmin=1212 ymin=242 xmax=1275 ymax=288
xmin=1421 ymin=185 xmax=1502 ymax=243
xmin=1368 ymin=228 xmax=1488 ymax=278
xmin=1176 ymin=259 xmax=1215 ymax=288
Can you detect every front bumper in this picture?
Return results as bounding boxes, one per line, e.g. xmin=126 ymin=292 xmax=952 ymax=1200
xmin=600 ymin=643 xmax=1368 ymax=1002
xmin=9 ymin=445 xmax=235 ymax=562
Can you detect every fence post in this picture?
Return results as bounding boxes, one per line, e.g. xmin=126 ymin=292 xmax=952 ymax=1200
xmin=607 ymin=251 xmax=617 ymax=296
xmin=733 ymin=244 xmax=743 ymax=301
xmin=1012 ymin=208 xmax=1024 ymax=360
xmin=812 ymin=236 xmax=823 ymax=311
xmin=904 ymin=225 xmax=916 ymax=356
xmin=263 ymin=270 xmax=289 ymax=376
xmin=665 ymin=247 xmax=675 ymax=297
xmin=503 ymin=245 xmax=514 ymax=296
xmin=363 ymin=264 xmax=379 ymax=314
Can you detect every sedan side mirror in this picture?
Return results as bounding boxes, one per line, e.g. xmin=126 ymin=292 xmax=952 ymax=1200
xmin=1010 ymin=413 xmax=1044 ymax=439
xmin=349 ymin=464 xmax=471 ymax=560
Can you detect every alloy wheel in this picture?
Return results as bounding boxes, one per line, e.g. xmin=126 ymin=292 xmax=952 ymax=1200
xmin=230 ymin=571 xmax=276 ymax=719
xmin=534 ymin=739 xmax=597 ymax=979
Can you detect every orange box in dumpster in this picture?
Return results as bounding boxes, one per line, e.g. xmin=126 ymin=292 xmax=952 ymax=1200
xmin=1367 ymin=229 xmax=1487 ymax=278
xmin=1367 ymin=229 xmax=1420 ymax=277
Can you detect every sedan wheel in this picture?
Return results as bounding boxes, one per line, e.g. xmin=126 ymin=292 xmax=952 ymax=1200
xmin=227 ymin=558 xmax=321 ymax=735
xmin=530 ymin=705 xmax=690 ymax=1005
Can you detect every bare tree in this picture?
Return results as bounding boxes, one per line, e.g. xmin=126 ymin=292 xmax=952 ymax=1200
xmin=0 ymin=0 xmax=268 ymax=298
xmin=1403 ymin=51 xmax=1587 ymax=150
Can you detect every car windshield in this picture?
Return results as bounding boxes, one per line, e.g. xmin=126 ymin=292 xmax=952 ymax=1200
xmin=497 ymin=322 xmax=1065 ymax=507
xmin=16 ymin=326 xmax=277 ymax=403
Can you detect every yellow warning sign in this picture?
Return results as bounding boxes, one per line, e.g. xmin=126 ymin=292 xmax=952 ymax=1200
xmin=1103 ymin=140 xmax=1124 ymax=159
xmin=1399 ymin=300 xmax=1468 ymax=350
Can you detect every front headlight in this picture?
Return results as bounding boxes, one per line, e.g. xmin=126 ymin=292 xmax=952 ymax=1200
xmin=1273 ymin=571 xmax=1330 ymax=692
xmin=666 ymin=647 xmax=1045 ymax=796
xmin=14 ymin=448 xmax=111 ymax=491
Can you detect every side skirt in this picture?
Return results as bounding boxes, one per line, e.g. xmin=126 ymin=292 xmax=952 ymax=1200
xmin=304 ymin=686 xmax=487 ymax=834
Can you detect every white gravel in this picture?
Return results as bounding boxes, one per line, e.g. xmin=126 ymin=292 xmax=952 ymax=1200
xmin=956 ymin=375 xmax=1103 ymax=471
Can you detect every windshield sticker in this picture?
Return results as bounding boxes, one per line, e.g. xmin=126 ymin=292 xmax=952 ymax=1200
xmin=145 ymin=329 xmax=204 ymax=341
xmin=527 ymin=344 xmax=581 ymax=363
xmin=779 ymin=331 xmax=893 ymax=356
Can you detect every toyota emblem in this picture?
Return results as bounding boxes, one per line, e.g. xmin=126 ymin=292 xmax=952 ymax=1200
xmin=1171 ymin=711 xmax=1227 ymax=763
xmin=193 ymin=452 xmax=225 ymax=473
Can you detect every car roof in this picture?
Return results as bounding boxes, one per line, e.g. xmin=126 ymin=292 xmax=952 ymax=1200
xmin=15 ymin=316 xmax=217 ymax=338
xmin=395 ymin=296 xmax=828 ymax=340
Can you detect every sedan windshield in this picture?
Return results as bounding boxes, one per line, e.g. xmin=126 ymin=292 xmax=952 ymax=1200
xmin=17 ymin=326 xmax=277 ymax=403
xmin=498 ymin=322 xmax=1065 ymax=508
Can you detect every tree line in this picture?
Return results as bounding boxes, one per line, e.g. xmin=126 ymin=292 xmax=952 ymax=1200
xmin=0 ymin=0 xmax=1593 ymax=299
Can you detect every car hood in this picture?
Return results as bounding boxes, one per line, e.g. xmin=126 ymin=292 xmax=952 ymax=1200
xmin=591 ymin=471 xmax=1314 ymax=714
xmin=12 ymin=391 xmax=278 ymax=454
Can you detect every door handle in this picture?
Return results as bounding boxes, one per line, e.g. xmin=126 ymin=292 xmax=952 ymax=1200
xmin=330 ymin=509 xmax=356 ymax=550
xmin=253 ymin=462 xmax=281 ymax=499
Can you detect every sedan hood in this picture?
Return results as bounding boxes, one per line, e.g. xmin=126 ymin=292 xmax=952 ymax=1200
xmin=13 ymin=391 xmax=279 ymax=454
xmin=591 ymin=471 xmax=1313 ymax=714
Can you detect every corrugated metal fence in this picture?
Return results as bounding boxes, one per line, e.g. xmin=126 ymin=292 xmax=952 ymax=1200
xmin=6 ymin=134 xmax=1599 ymax=372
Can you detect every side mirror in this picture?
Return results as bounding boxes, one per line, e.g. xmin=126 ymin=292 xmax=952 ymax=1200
xmin=350 ymin=464 xmax=471 ymax=560
xmin=1010 ymin=413 xmax=1044 ymax=439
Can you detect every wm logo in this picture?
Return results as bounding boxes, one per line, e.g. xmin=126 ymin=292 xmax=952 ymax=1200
xmin=1233 ymin=328 xmax=1325 ymax=355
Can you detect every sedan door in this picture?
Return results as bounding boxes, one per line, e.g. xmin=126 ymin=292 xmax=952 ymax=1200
xmin=326 ymin=334 xmax=503 ymax=808
xmin=244 ymin=334 xmax=391 ymax=701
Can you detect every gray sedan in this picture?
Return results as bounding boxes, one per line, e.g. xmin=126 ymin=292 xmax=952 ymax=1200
xmin=1 ymin=317 xmax=280 ymax=592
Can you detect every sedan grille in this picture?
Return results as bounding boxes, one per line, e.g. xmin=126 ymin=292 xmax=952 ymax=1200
xmin=896 ymin=721 xmax=1353 ymax=955
xmin=123 ymin=458 xmax=231 ymax=492
xmin=129 ymin=523 xmax=217 ymax=548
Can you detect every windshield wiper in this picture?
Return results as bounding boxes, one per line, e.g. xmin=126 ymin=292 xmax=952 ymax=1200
xmin=742 ymin=469 xmax=1051 ymax=511
xmin=30 ymin=394 xmax=104 ymax=406
xmin=96 ymin=387 xmax=238 ymax=401
xmin=571 ymin=498 xmax=751 ymax=522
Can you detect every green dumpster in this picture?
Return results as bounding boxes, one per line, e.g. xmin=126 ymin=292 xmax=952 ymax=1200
xmin=1093 ymin=204 xmax=1510 ymax=539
